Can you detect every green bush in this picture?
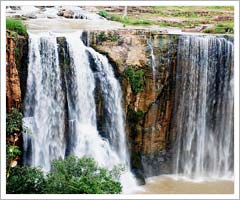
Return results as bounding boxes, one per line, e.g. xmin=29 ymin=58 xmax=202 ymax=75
xmin=98 ymin=31 xmax=107 ymax=42
xmin=7 ymin=166 xmax=46 ymax=194
xmin=125 ymin=67 xmax=144 ymax=94
xmin=6 ymin=144 xmax=21 ymax=162
xmin=6 ymin=18 xmax=27 ymax=35
xmin=97 ymin=32 xmax=120 ymax=42
xmin=98 ymin=10 xmax=109 ymax=18
xmin=45 ymin=155 xmax=122 ymax=194
xmin=128 ymin=107 xmax=144 ymax=124
xmin=6 ymin=108 xmax=23 ymax=136
xmin=7 ymin=156 xmax=123 ymax=194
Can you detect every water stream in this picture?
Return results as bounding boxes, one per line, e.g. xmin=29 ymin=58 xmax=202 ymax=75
xmin=23 ymin=31 xmax=137 ymax=193
xmin=173 ymin=35 xmax=234 ymax=179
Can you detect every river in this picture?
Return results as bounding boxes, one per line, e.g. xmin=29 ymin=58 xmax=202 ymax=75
xmin=135 ymin=175 xmax=234 ymax=194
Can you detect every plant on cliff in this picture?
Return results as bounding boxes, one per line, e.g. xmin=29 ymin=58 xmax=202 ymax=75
xmin=127 ymin=107 xmax=144 ymax=137
xmin=6 ymin=108 xmax=24 ymax=177
xmin=125 ymin=67 xmax=144 ymax=94
xmin=97 ymin=31 xmax=120 ymax=42
xmin=6 ymin=108 xmax=23 ymax=136
xmin=128 ymin=108 xmax=144 ymax=123
xmin=45 ymin=155 xmax=122 ymax=194
xmin=6 ymin=18 xmax=27 ymax=35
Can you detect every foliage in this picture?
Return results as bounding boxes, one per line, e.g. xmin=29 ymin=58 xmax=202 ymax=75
xmin=98 ymin=10 xmax=109 ymax=18
xmin=7 ymin=166 xmax=46 ymax=194
xmin=45 ymin=155 xmax=122 ymax=194
xmin=128 ymin=108 xmax=144 ymax=124
xmin=98 ymin=31 xmax=107 ymax=41
xmin=127 ymin=107 xmax=144 ymax=137
xmin=7 ymin=156 xmax=123 ymax=194
xmin=97 ymin=31 xmax=120 ymax=42
xmin=203 ymin=22 xmax=234 ymax=34
xmin=6 ymin=18 xmax=27 ymax=35
xmin=6 ymin=144 xmax=21 ymax=162
xmin=6 ymin=108 xmax=23 ymax=136
xmin=108 ymin=32 xmax=119 ymax=41
xmin=14 ymin=47 xmax=20 ymax=58
xmin=125 ymin=67 xmax=144 ymax=94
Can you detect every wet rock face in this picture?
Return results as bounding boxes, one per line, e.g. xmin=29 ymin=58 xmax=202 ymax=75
xmin=89 ymin=30 xmax=178 ymax=178
xmin=6 ymin=35 xmax=21 ymax=112
xmin=6 ymin=32 xmax=26 ymax=112
xmin=6 ymin=32 xmax=28 ymax=112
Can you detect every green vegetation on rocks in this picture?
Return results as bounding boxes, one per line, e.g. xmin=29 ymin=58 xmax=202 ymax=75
xmin=125 ymin=67 xmax=144 ymax=94
xmin=6 ymin=108 xmax=23 ymax=136
xmin=6 ymin=18 xmax=27 ymax=35
xmin=97 ymin=31 xmax=120 ymax=42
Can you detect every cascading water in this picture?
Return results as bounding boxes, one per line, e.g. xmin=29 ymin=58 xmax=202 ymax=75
xmin=173 ymin=35 xmax=234 ymax=179
xmin=23 ymin=33 xmax=66 ymax=171
xmin=147 ymin=34 xmax=156 ymax=83
xmin=23 ymin=31 xmax=137 ymax=193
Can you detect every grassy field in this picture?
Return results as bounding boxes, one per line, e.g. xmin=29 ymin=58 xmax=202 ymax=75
xmin=97 ymin=6 xmax=234 ymax=34
xmin=6 ymin=18 xmax=27 ymax=35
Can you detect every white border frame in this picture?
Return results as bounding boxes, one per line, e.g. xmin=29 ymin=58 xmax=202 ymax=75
xmin=1 ymin=1 xmax=239 ymax=199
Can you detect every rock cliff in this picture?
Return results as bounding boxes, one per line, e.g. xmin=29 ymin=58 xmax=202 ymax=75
xmin=87 ymin=30 xmax=178 ymax=178
xmin=6 ymin=31 xmax=28 ymax=112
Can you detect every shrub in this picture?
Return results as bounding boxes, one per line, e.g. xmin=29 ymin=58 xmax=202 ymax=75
xmin=98 ymin=10 xmax=109 ymax=18
xmin=45 ymin=155 xmax=122 ymax=194
xmin=97 ymin=32 xmax=120 ymax=42
xmin=6 ymin=108 xmax=23 ymax=136
xmin=98 ymin=31 xmax=107 ymax=42
xmin=6 ymin=18 xmax=27 ymax=35
xmin=7 ymin=166 xmax=45 ymax=194
xmin=6 ymin=144 xmax=21 ymax=165
xmin=125 ymin=67 xmax=144 ymax=94
xmin=128 ymin=108 xmax=144 ymax=124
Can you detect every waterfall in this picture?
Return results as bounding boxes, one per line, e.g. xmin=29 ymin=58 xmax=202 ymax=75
xmin=23 ymin=33 xmax=66 ymax=171
xmin=147 ymin=34 xmax=156 ymax=83
xmin=173 ymin=35 xmax=234 ymax=179
xmin=23 ymin=31 xmax=137 ymax=192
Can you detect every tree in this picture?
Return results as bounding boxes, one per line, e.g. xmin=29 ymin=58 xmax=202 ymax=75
xmin=45 ymin=155 xmax=122 ymax=194
xmin=7 ymin=166 xmax=46 ymax=194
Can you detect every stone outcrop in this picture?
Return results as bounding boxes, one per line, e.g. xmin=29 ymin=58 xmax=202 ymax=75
xmin=88 ymin=30 xmax=178 ymax=178
xmin=6 ymin=31 xmax=28 ymax=112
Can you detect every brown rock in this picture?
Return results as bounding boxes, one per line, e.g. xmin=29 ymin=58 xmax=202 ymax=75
xmin=6 ymin=34 xmax=22 ymax=112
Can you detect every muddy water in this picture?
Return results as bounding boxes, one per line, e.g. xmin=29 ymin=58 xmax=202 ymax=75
xmin=135 ymin=175 xmax=234 ymax=194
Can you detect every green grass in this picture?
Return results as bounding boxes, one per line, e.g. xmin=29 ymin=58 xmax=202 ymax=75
xmin=204 ymin=21 xmax=234 ymax=34
xmin=98 ymin=8 xmax=233 ymax=34
xmin=6 ymin=18 xmax=27 ymax=35
xmin=206 ymin=6 xmax=234 ymax=10
xmin=99 ymin=10 xmax=155 ymax=26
